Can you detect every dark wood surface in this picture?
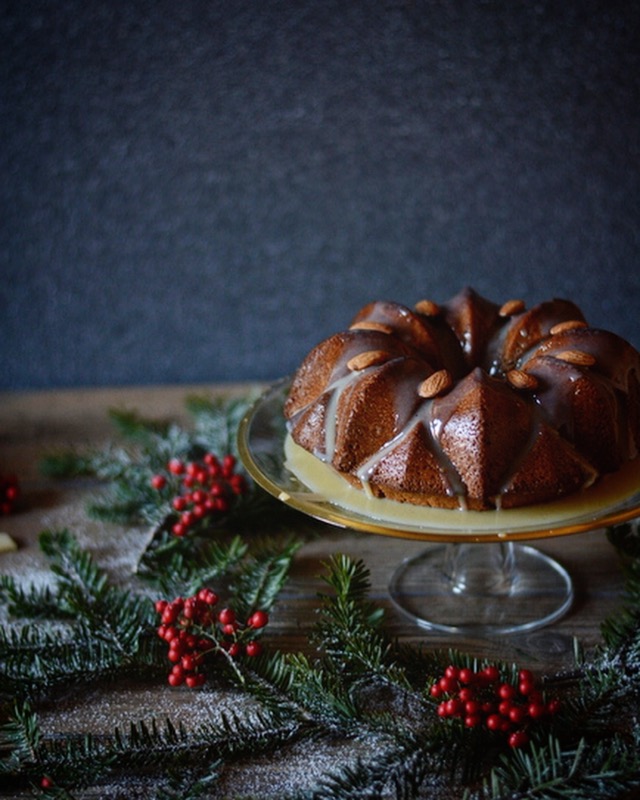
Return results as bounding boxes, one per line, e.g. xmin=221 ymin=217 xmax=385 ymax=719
xmin=0 ymin=383 xmax=630 ymax=797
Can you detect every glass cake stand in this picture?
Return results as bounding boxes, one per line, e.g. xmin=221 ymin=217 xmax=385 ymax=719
xmin=237 ymin=380 xmax=640 ymax=636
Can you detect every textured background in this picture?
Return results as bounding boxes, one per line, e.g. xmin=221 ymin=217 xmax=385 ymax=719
xmin=2 ymin=0 xmax=639 ymax=390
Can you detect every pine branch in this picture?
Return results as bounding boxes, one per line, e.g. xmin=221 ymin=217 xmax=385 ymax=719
xmin=229 ymin=536 xmax=303 ymax=617
xmin=481 ymin=734 xmax=640 ymax=799
xmin=0 ymin=575 xmax=66 ymax=620
xmin=0 ymin=701 xmax=41 ymax=774
xmin=314 ymin=554 xmax=408 ymax=688
xmin=186 ymin=394 xmax=257 ymax=458
xmin=153 ymin=765 xmax=222 ymax=800
xmin=309 ymin=736 xmax=432 ymax=800
xmin=1 ymin=700 xmax=304 ymax=796
xmin=0 ymin=530 xmax=161 ymax=701
xmin=136 ymin=533 xmax=249 ymax=596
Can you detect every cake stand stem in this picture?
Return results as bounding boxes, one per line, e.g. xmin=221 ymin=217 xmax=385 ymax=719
xmin=388 ymin=541 xmax=573 ymax=636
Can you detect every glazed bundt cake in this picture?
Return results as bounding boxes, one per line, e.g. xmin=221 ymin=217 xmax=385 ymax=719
xmin=284 ymin=288 xmax=640 ymax=510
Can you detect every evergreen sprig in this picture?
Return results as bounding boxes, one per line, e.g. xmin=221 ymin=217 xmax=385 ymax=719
xmin=314 ymin=554 xmax=404 ymax=684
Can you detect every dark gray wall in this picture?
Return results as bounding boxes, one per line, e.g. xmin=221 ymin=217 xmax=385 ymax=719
xmin=2 ymin=1 xmax=639 ymax=390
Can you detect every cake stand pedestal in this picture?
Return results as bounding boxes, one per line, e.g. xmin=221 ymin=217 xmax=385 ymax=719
xmin=388 ymin=541 xmax=572 ymax=635
xmin=238 ymin=380 xmax=640 ymax=637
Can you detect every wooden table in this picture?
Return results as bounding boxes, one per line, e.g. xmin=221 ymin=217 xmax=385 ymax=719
xmin=0 ymin=384 xmax=630 ymax=797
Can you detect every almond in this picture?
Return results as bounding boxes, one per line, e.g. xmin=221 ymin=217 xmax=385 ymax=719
xmin=418 ymin=369 xmax=453 ymax=398
xmin=506 ymin=369 xmax=538 ymax=391
xmin=347 ymin=350 xmax=390 ymax=371
xmin=499 ymin=298 xmax=526 ymax=317
xmin=414 ymin=299 xmax=441 ymax=317
xmin=349 ymin=321 xmax=394 ymax=334
xmin=554 ymin=349 xmax=596 ymax=367
xmin=549 ymin=320 xmax=588 ymax=335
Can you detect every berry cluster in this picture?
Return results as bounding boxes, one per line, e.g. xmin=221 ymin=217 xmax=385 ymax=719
xmin=156 ymin=588 xmax=268 ymax=687
xmin=0 ymin=474 xmax=20 ymax=515
xmin=150 ymin=452 xmax=247 ymax=537
xmin=429 ymin=664 xmax=560 ymax=748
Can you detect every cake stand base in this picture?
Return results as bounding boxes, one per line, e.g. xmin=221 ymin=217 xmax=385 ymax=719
xmin=388 ymin=542 xmax=573 ymax=636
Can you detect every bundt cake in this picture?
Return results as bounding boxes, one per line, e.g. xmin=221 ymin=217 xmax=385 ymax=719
xmin=283 ymin=288 xmax=640 ymax=510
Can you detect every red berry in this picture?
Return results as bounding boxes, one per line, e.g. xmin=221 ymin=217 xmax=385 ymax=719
xmin=486 ymin=714 xmax=502 ymax=731
xmin=181 ymin=655 xmax=196 ymax=671
xmin=445 ymin=665 xmax=459 ymax=680
xmin=508 ymin=730 xmax=529 ymax=748
xmin=172 ymin=522 xmax=187 ymax=537
xmin=222 ymin=623 xmax=237 ymax=635
xmin=248 ymin=610 xmax=269 ymax=629
xmin=430 ymin=684 xmax=442 ymax=698
xmin=459 ymin=688 xmax=475 ymax=703
xmin=519 ymin=680 xmax=535 ymax=697
xmin=230 ymin=475 xmax=247 ymax=494
xmin=151 ymin=474 xmax=167 ymax=490
xmin=509 ymin=706 xmax=526 ymax=725
xmin=547 ymin=698 xmax=561 ymax=715
xmin=245 ymin=641 xmax=262 ymax=658
xmin=481 ymin=665 xmax=500 ymax=683
xmin=198 ymin=588 xmax=219 ymax=605
xmin=518 ymin=669 xmax=534 ymax=684
xmin=40 ymin=776 xmax=53 ymax=789
xmin=445 ymin=698 xmax=463 ymax=716
xmin=459 ymin=668 xmax=475 ymax=685
xmin=218 ymin=608 xmax=236 ymax=626
xmin=465 ymin=714 xmax=481 ymax=728
xmin=181 ymin=511 xmax=196 ymax=527
xmin=163 ymin=626 xmax=179 ymax=642
xmin=209 ymin=482 xmax=224 ymax=497
xmin=439 ymin=676 xmax=458 ymax=693
xmin=528 ymin=702 xmax=547 ymax=719
xmin=437 ymin=702 xmax=448 ymax=717
xmin=498 ymin=683 xmax=516 ymax=700
xmin=464 ymin=700 xmax=481 ymax=716
xmin=168 ymin=458 xmax=185 ymax=475
xmin=161 ymin=608 xmax=178 ymax=625
xmin=498 ymin=700 xmax=513 ymax=717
